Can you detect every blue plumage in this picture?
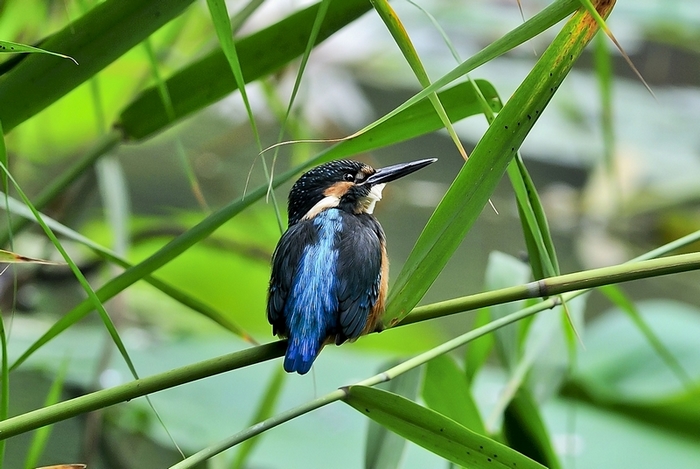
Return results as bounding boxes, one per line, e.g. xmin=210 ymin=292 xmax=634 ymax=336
xmin=282 ymin=210 xmax=342 ymax=374
xmin=267 ymin=158 xmax=436 ymax=374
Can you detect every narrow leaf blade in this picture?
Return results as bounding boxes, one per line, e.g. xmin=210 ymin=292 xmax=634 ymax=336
xmin=384 ymin=0 xmax=617 ymax=325
xmin=345 ymin=385 xmax=545 ymax=469
xmin=0 ymin=40 xmax=77 ymax=64
xmin=365 ymin=363 xmax=422 ymax=469
xmin=422 ymin=355 xmax=486 ymax=434
xmin=503 ymin=388 xmax=563 ymax=469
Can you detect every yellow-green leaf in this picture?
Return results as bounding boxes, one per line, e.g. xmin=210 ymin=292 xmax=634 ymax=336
xmin=0 ymin=249 xmax=63 ymax=265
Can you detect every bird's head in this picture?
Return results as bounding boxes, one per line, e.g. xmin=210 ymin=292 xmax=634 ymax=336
xmin=287 ymin=158 xmax=437 ymax=226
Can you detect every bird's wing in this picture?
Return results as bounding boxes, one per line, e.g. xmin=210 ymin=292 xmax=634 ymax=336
xmin=267 ymin=221 xmax=318 ymax=337
xmin=335 ymin=214 xmax=384 ymax=341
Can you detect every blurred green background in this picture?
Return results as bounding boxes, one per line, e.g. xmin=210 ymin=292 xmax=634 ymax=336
xmin=1 ymin=0 xmax=700 ymax=468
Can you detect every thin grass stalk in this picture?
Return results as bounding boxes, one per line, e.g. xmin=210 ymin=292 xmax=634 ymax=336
xmin=370 ymin=0 xmax=468 ymax=160
xmin=170 ymin=297 xmax=570 ymax=468
xmin=346 ymin=0 xmax=579 ymax=139
xmin=0 ymin=119 xmax=9 ymax=467
xmin=0 ymin=130 xmax=120 ymax=246
xmin=0 ymin=161 xmax=147 ymax=386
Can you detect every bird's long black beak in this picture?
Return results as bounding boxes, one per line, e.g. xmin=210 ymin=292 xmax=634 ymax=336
xmin=366 ymin=158 xmax=437 ymax=185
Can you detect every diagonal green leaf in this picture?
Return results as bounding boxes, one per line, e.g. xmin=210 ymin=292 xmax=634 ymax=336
xmin=345 ymin=0 xmax=579 ymax=141
xmin=384 ymin=0 xmax=617 ymax=325
xmin=0 ymin=162 xmax=141 ymax=374
xmin=344 ymin=385 xmax=545 ymax=469
xmin=231 ymin=368 xmax=286 ymax=469
xmin=599 ymin=285 xmax=693 ymax=387
xmin=205 ymin=0 xmax=283 ymax=228
xmin=320 ymin=79 xmax=499 ymax=161
xmin=0 ymin=0 xmax=197 ymax=131
xmin=509 ymin=156 xmax=560 ymax=279
xmin=119 ymin=0 xmax=372 ymax=140
xmin=370 ymin=0 xmax=468 ymax=160
xmin=422 ymin=355 xmax=486 ymax=435
xmin=266 ymin=0 xmax=331 ymax=230
xmin=503 ymin=388 xmax=563 ymax=469
xmin=0 ymin=131 xmax=120 ymax=247
xmin=206 ymin=0 xmax=261 ymax=148
xmin=365 ymin=362 xmax=422 ymax=469
xmin=10 ymin=78 xmax=497 ymax=369
xmin=0 ymin=191 xmax=256 ymax=342
xmin=410 ymin=11 xmax=561 ymax=297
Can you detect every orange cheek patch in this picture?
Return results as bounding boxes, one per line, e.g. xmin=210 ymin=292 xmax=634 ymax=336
xmin=323 ymin=181 xmax=353 ymax=198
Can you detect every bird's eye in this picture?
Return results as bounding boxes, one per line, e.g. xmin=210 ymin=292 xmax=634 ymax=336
xmin=343 ymin=173 xmax=355 ymax=182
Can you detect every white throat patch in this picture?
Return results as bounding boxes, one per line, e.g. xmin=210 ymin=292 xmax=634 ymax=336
xmin=301 ymin=183 xmax=386 ymax=220
xmin=362 ymin=183 xmax=385 ymax=214
xmin=302 ymin=195 xmax=341 ymax=221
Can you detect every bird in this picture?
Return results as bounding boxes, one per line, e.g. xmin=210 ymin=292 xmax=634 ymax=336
xmin=267 ymin=157 xmax=437 ymax=374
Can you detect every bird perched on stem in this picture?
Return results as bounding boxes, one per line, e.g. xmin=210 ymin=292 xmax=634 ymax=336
xmin=267 ymin=157 xmax=436 ymax=374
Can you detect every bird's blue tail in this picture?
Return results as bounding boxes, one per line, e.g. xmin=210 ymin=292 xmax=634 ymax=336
xmin=284 ymin=336 xmax=321 ymax=375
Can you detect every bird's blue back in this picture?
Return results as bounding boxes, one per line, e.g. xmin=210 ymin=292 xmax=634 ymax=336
xmin=283 ymin=210 xmax=341 ymax=373
xmin=268 ymin=208 xmax=384 ymax=374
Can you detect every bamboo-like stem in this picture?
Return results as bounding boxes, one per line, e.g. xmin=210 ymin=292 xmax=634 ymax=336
xmin=0 ymin=342 xmax=285 ymax=440
xmin=400 ymin=250 xmax=700 ymax=325
xmin=170 ymin=388 xmax=349 ymax=468
xmin=171 ymin=293 xmax=567 ymax=468
xmin=0 ymin=249 xmax=699 ymax=440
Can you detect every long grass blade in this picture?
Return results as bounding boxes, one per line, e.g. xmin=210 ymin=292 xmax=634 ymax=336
xmin=0 ymin=162 xmax=146 ymax=386
xmin=0 ymin=192 xmax=256 ymax=342
xmin=599 ymin=285 xmax=693 ymax=388
xmin=206 ymin=0 xmax=261 ymax=148
xmin=0 ymin=131 xmax=120 ymax=247
xmin=370 ymin=0 xmax=468 ymax=161
xmin=266 ymin=0 xmax=331 ymax=225
xmin=0 ymin=0 xmax=197 ymax=131
xmin=343 ymin=0 xmax=579 ymax=141
xmin=119 ymin=0 xmax=372 ymax=140
xmin=383 ymin=0 xmax=616 ymax=325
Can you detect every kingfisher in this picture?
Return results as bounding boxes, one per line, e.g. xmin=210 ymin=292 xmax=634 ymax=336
xmin=267 ymin=157 xmax=436 ymax=374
